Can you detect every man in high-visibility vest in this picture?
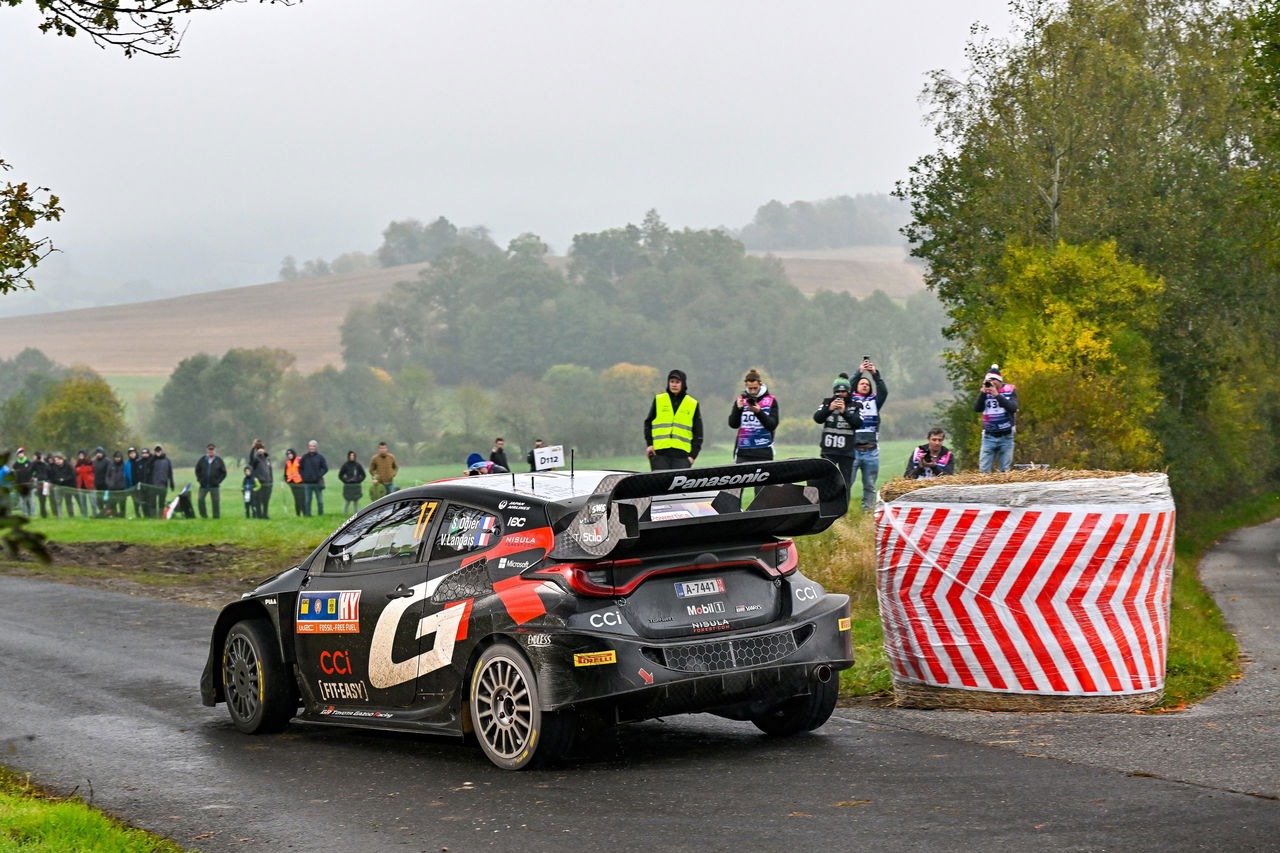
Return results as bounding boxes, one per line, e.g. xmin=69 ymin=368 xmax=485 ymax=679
xmin=643 ymin=368 xmax=703 ymax=471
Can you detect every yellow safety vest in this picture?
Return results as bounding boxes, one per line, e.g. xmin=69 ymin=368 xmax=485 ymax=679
xmin=652 ymin=393 xmax=698 ymax=453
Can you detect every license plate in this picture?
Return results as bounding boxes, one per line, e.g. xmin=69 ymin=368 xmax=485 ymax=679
xmin=674 ymin=578 xmax=725 ymax=598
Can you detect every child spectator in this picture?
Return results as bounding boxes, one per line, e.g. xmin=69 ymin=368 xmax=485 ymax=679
xmin=242 ymin=466 xmax=258 ymax=518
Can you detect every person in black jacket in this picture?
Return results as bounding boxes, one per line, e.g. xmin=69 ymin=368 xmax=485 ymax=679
xmin=299 ymin=439 xmax=329 ymax=516
xmin=526 ymin=438 xmax=544 ymax=472
xmin=104 ymin=451 xmax=128 ymax=517
xmin=813 ymin=374 xmax=864 ymax=493
xmin=10 ymin=448 xmax=36 ymax=516
xmin=727 ymin=368 xmax=779 ymax=463
xmin=31 ymin=452 xmax=50 ymax=518
xmin=134 ymin=448 xmax=154 ymax=517
xmin=489 ymin=438 xmax=510 ymax=472
xmin=338 ymin=450 xmax=366 ymax=515
xmin=195 ymin=444 xmax=228 ymax=519
xmin=48 ymin=452 xmax=76 ymax=517
xmin=149 ymin=445 xmax=175 ymax=517
xmin=251 ymin=446 xmax=274 ymax=519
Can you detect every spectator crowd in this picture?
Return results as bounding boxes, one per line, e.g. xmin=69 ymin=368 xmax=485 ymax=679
xmin=3 ymin=359 xmax=1021 ymax=520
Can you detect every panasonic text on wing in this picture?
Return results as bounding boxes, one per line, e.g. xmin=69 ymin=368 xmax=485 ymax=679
xmin=668 ymin=469 xmax=771 ymax=491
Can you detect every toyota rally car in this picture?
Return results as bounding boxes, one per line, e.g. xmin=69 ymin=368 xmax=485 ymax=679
xmin=200 ymin=458 xmax=854 ymax=769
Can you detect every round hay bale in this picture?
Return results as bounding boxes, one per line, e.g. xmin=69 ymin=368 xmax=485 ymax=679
xmin=876 ymin=471 xmax=1175 ymax=712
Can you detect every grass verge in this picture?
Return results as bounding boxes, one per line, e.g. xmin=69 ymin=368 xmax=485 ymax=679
xmin=0 ymin=766 xmax=187 ymax=852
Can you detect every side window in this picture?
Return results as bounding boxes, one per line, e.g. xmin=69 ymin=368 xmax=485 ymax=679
xmin=430 ymin=504 xmax=501 ymax=562
xmin=324 ymin=500 xmax=438 ymax=573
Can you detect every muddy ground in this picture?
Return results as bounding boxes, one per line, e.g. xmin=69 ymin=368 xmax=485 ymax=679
xmin=0 ymin=541 xmax=280 ymax=609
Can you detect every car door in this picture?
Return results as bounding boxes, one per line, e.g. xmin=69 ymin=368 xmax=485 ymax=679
xmin=295 ymin=498 xmax=441 ymax=710
xmin=409 ymin=502 xmax=506 ymax=705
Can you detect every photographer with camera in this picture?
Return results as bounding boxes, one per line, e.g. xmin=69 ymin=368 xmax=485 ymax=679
xmin=905 ymin=428 xmax=955 ymax=479
xmin=813 ymin=373 xmax=863 ymax=491
xmin=974 ymin=363 xmax=1019 ymax=472
xmin=728 ymin=368 xmax=779 ymax=463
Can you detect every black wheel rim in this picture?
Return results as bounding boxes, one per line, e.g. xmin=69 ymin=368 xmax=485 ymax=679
xmin=475 ymin=657 xmax=533 ymax=760
xmin=224 ymin=632 xmax=261 ymax=723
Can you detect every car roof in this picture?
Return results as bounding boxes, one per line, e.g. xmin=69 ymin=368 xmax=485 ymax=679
xmin=396 ymin=470 xmax=632 ymax=509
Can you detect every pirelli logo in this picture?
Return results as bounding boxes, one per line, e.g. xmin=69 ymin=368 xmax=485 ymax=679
xmin=573 ymin=650 xmax=617 ymax=667
xmin=838 ymin=617 xmax=852 ymax=632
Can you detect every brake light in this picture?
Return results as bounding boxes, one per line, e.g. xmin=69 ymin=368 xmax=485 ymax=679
xmin=524 ymin=558 xmax=642 ymax=597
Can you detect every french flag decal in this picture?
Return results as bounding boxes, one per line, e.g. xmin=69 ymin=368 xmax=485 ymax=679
xmin=471 ymin=515 xmax=498 ymax=547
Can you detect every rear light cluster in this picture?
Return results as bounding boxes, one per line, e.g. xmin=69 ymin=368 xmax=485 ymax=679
xmin=523 ymin=539 xmax=798 ymax=596
xmin=760 ymin=540 xmax=798 ymax=576
xmin=524 ymin=558 xmax=642 ymax=596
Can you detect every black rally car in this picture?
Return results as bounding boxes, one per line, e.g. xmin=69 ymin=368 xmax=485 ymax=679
xmin=200 ymin=458 xmax=854 ymax=769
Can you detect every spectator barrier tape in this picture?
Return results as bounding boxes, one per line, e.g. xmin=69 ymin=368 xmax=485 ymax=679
xmin=875 ymin=474 xmax=1175 ymax=699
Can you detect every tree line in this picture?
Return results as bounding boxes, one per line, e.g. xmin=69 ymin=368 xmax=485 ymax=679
xmin=898 ymin=0 xmax=1280 ymax=510
xmin=735 ymin=194 xmax=909 ymax=251
xmin=340 ymin=211 xmax=948 ymax=408
xmin=279 ymin=193 xmax=910 ymax=286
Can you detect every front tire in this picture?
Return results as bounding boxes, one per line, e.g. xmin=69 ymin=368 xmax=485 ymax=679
xmin=222 ymin=618 xmax=295 ymax=734
xmin=469 ymin=642 xmax=575 ymax=770
xmin=750 ymin=677 xmax=838 ymax=736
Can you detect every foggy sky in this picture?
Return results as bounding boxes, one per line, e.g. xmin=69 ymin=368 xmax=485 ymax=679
xmin=2 ymin=0 xmax=1014 ymax=316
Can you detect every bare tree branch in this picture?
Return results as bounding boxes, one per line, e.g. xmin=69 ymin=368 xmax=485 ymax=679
xmin=12 ymin=0 xmax=299 ymax=58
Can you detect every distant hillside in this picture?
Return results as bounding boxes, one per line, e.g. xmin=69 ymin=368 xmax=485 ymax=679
xmin=0 ymin=250 xmax=924 ymax=376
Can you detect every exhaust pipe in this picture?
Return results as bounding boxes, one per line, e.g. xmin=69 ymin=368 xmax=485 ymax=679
xmin=814 ymin=664 xmax=833 ymax=684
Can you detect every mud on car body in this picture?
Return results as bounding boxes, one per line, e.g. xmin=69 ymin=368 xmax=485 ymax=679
xmin=201 ymin=458 xmax=854 ymax=770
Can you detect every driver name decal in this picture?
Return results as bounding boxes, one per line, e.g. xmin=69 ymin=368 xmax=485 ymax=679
xmin=297 ymin=590 xmax=361 ymax=633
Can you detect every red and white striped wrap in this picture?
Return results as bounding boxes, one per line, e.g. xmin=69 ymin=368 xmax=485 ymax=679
xmin=875 ymin=475 xmax=1175 ymax=696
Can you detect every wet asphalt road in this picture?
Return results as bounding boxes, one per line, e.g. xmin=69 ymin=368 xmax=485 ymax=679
xmin=2 ymin=522 xmax=1280 ymax=852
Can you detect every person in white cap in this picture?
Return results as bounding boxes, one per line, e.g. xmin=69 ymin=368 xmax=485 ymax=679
xmin=974 ymin=363 xmax=1019 ymax=473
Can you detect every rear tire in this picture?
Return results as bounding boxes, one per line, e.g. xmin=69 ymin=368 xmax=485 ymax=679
xmin=222 ymin=618 xmax=295 ymax=734
xmin=470 ymin=642 xmax=575 ymax=770
xmin=750 ymin=677 xmax=838 ymax=736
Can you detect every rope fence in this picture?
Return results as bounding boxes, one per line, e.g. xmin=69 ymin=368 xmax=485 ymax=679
xmin=6 ymin=481 xmax=372 ymax=520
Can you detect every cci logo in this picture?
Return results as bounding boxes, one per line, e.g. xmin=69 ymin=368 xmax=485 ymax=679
xmin=794 ymin=586 xmax=819 ymax=602
xmin=589 ymin=611 xmax=623 ymax=628
xmin=320 ymin=650 xmax=352 ymax=675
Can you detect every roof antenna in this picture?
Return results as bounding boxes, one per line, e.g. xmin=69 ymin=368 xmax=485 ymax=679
xmin=511 ymin=469 xmax=516 ymax=490
xmin=570 ymin=448 xmax=575 ymax=482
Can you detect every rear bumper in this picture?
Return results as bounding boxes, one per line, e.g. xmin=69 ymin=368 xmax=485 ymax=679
xmin=525 ymin=593 xmax=853 ymax=713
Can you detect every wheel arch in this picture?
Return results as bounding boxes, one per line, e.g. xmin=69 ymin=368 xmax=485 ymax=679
xmin=207 ymin=600 xmax=290 ymax=703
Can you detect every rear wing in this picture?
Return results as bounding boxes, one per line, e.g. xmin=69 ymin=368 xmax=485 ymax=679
xmin=550 ymin=458 xmax=847 ymax=560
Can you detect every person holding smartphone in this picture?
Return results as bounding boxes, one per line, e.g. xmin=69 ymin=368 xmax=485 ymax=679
xmin=849 ymin=356 xmax=889 ymax=512
xmin=974 ymin=363 xmax=1019 ymax=472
